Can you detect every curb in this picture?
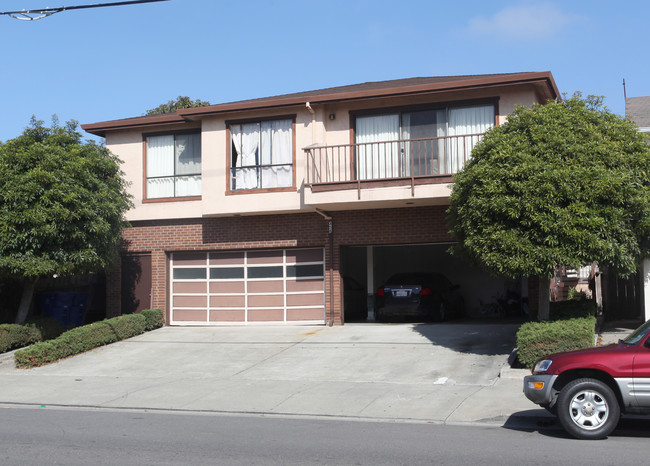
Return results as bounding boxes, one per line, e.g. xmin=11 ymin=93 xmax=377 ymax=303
xmin=499 ymin=366 xmax=529 ymax=379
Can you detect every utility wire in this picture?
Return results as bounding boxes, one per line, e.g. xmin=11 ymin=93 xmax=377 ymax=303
xmin=0 ymin=0 xmax=169 ymax=20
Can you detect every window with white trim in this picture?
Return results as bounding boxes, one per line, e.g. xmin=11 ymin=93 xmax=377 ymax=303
xmin=145 ymin=131 xmax=201 ymax=199
xmin=229 ymin=118 xmax=293 ymax=190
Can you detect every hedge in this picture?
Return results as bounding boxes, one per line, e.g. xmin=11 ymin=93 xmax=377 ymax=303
xmin=14 ymin=309 xmax=164 ymax=368
xmin=517 ymin=316 xmax=596 ymax=368
xmin=0 ymin=324 xmax=42 ymax=353
xmin=141 ymin=308 xmax=165 ymax=331
xmin=26 ymin=316 xmax=64 ymax=341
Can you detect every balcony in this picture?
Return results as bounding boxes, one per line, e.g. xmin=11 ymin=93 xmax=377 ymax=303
xmin=304 ymin=133 xmax=484 ymax=200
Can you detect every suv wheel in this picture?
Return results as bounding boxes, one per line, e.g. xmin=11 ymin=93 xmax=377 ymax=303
xmin=556 ymin=378 xmax=620 ymax=439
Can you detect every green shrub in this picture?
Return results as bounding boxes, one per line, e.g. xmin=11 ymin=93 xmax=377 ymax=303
xmin=517 ymin=316 xmax=596 ymax=369
xmin=105 ymin=314 xmax=146 ymax=340
xmin=141 ymin=308 xmax=164 ymax=331
xmin=55 ymin=321 xmax=119 ymax=355
xmin=14 ymin=309 xmax=164 ymax=369
xmin=14 ymin=341 xmax=59 ymax=366
xmin=0 ymin=324 xmax=41 ymax=353
xmin=25 ymin=316 xmax=64 ymax=341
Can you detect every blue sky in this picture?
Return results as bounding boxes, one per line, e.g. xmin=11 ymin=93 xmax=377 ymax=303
xmin=0 ymin=0 xmax=647 ymax=142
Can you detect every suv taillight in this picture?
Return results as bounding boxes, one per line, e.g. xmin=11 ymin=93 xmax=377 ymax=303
xmin=420 ymin=288 xmax=432 ymax=296
xmin=377 ymin=288 xmax=385 ymax=296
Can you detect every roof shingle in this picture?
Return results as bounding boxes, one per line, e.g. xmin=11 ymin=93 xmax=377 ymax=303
xmin=626 ymin=96 xmax=650 ymax=127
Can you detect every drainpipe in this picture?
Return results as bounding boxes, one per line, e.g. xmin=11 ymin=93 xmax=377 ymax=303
xmin=314 ymin=208 xmax=334 ymax=326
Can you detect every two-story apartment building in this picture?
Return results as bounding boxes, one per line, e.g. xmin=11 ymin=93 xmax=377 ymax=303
xmin=82 ymin=72 xmax=560 ymax=326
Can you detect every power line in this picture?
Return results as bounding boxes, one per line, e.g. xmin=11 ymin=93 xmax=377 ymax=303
xmin=0 ymin=0 xmax=169 ymax=20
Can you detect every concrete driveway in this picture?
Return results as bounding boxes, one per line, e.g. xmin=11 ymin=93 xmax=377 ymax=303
xmin=0 ymin=321 xmax=541 ymax=425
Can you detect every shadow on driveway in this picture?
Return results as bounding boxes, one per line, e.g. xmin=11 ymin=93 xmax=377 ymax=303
xmin=410 ymin=319 xmax=523 ymax=356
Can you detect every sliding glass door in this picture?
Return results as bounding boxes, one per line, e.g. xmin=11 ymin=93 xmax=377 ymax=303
xmin=354 ymin=104 xmax=494 ymax=179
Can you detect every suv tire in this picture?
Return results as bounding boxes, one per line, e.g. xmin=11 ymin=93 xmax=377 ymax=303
xmin=556 ymin=378 xmax=620 ymax=440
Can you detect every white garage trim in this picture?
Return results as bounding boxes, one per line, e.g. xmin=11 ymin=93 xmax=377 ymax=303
xmin=170 ymin=248 xmax=326 ymax=325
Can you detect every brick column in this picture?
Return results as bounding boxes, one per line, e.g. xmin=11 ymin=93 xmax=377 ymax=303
xmin=150 ymin=249 xmax=168 ymax=324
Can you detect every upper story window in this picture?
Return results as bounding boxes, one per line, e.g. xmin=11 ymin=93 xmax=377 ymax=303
xmin=145 ymin=131 xmax=201 ymax=199
xmin=229 ymin=118 xmax=294 ymax=191
xmin=355 ymin=103 xmax=494 ymax=178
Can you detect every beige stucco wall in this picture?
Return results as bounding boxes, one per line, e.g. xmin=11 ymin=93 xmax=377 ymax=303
xmin=200 ymin=106 xmax=314 ymax=218
xmin=105 ymin=84 xmax=548 ymax=222
xmin=107 ymin=125 xmax=204 ymax=222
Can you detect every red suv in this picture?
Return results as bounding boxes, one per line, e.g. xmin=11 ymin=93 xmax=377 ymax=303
xmin=523 ymin=319 xmax=650 ymax=439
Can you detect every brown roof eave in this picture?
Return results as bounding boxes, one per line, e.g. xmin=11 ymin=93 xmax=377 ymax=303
xmin=83 ymin=72 xmax=560 ymax=135
xmin=81 ymin=113 xmax=187 ymax=137
xmin=179 ymin=72 xmax=560 ymax=118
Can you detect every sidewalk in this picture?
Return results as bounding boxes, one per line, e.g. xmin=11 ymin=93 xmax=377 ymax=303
xmin=0 ymin=321 xmax=618 ymax=428
xmin=597 ymin=320 xmax=638 ymax=346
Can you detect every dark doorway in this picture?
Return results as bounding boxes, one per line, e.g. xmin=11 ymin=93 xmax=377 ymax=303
xmin=121 ymin=253 xmax=152 ymax=314
xmin=605 ymin=271 xmax=643 ymax=321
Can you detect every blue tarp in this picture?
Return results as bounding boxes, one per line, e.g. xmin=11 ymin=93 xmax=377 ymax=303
xmin=38 ymin=291 xmax=88 ymax=327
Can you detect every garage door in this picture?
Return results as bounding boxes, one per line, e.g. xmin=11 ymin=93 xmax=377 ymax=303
xmin=170 ymin=248 xmax=325 ymax=325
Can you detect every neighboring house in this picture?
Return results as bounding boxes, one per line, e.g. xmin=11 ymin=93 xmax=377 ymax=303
xmin=626 ymin=96 xmax=650 ymax=137
xmin=82 ymin=72 xmax=560 ymax=326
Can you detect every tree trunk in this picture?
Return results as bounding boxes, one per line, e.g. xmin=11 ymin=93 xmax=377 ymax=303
xmin=538 ymin=276 xmax=551 ymax=320
xmin=14 ymin=278 xmax=38 ymax=324
xmin=594 ymin=270 xmax=603 ymax=315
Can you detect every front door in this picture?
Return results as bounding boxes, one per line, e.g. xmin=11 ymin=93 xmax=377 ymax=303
xmin=121 ymin=253 xmax=152 ymax=314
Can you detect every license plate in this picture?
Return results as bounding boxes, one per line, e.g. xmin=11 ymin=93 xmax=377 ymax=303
xmin=394 ymin=290 xmax=409 ymax=297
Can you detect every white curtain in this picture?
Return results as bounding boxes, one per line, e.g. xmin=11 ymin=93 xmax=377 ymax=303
xmin=446 ymin=105 xmax=494 ymax=173
xmin=175 ymin=176 xmax=201 ymax=197
xmin=146 ymin=134 xmax=202 ymax=198
xmin=436 ymin=117 xmax=447 ymax=175
xmin=401 ymin=113 xmax=411 ymax=176
xmin=175 ymin=133 xmax=201 ymax=174
xmin=146 ymin=135 xmax=175 ymax=198
xmin=261 ymin=119 xmax=292 ymax=188
xmin=356 ymin=114 xmax=400 ymax=179
xmin=231 ymin=123 xmax=260 ymax=189
xmin=175 ymin=133 xmax=201 ymax=196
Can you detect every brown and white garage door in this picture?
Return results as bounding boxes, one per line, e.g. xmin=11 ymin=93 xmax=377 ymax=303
xmin=170 ymin=248 xmax=325 ymax=325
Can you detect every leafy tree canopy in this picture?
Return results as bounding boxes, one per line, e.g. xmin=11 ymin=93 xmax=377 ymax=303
xmin=145 ymin=96 xmax=210 ymax=115
xmin=0 ymin=116 xmax=133 ymax=280
xmin=448 ymin=93 xmax=650 ymax=280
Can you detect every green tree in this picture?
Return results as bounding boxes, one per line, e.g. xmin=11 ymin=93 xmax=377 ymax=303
xmin=448 ymin=94 xmax=650 ymax=319
xmin=145 ymin=96 xmax=210 ymax=115
xmin=0 ymin=117 xmax=133 ymax=323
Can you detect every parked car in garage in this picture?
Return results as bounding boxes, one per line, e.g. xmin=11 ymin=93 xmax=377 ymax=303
xmin=375 ymin=272 xmax=464 ymax=322
xmin=343 ymin=276 xmax=368 ymax=321
xmin=523 ymin=319 xmax=650 ymax=439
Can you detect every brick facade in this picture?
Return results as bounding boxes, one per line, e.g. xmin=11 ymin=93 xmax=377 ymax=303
xmin=109 ymin=205 xmax=452 ymax=325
